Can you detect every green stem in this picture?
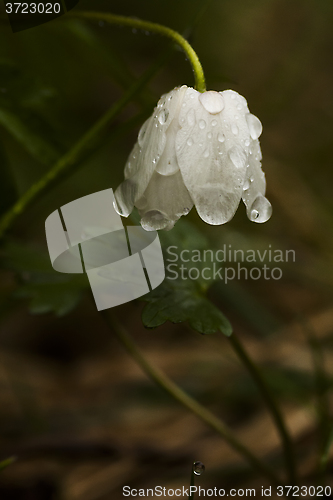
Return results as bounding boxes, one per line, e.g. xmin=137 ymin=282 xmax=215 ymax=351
xmin=102 ymin=311 xmax=280 ymax=485
xmin=0 ymin=51 xmax=169 ymax=240
xmin=69 ymin=11 xmax=206 ymax=93
xmin=300 ymin=318 xmax=331 ymax=478
xmin=228 ymin=334 xmax=296 ymax=484
xmin=189 ymin=466 xmax=195 ymax=500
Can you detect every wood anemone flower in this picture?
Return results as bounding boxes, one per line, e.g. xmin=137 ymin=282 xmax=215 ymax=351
xmin=114 ymin=85 xmax=272 ymax=231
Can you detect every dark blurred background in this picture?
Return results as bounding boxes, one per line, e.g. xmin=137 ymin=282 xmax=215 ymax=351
xmin=0 ymin=0 xmax=333 ymax=498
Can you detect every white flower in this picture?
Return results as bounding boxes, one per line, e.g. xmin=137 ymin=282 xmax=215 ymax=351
xmin=114 ymin=85 xmax=272 ymax=231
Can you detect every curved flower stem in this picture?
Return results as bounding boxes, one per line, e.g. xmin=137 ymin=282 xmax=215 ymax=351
xmin=69 ymin=11 xmax=207 ymax=93
xmin=228 ymin=334 xmax=296 ymax=484
xmin=0 ymin=52 xmax=169 ymax=240
xmin=102 ymin=311 xmax=280 ymax=485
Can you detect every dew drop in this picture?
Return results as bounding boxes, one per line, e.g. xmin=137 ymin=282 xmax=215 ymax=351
xmin=141 ymin=210 xmax=172 ymax=231
xmin=199 ymin=91 xmax=224 ymax=114
xmin=187 ymin=138 xmax=193 ymax=146
xmin=190 ymin=93 xmax=195 ymax=99
xmin=199 ymin=142 xmax=203 ymax=147
xmin=248 ymin=194 xmax=272 ymax=223
xmin=218 ymin=132 xmax=225 ymax=143
xmin=231 ymin=124 xmax=239 ymax=135
xmin=207 ymin=132 xmax=212 ymax=139
xmin=193 ymin=461 xmax=205 ymax=476
xmin=246 ymin=113 xmax=263 ymax=140
xmin=211 ymin=119 xmax=217 ymax=127
xmin=243 ymin=179 xmax=250 ymax=190
xmin=245 ymin=138 xmax=250 ymax=147
xmin=158 ymin=109 xmax=169 ymax=125
xmin=237 ymin=104 xmax=242 ymax=110
xmin=228 ymin=147 xmax=246 ymax=169
xmin=203 ymin=149 xmax=209 ymax=158
xmin=199 ymin=119 xmax=206 ymax=129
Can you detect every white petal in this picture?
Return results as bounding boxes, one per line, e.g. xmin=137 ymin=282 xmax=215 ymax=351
xmin=114 ymin=179 xmax=136 ymax=217
xmin=116 ymin=86 xmax=188 ymax=213
xmin=242 ymin=140 xmax=272 ymax=223
xmin=137 ymin=171 xmax=193 ymax=230
xmin=176 ymin=88 xmax=250 ymax=224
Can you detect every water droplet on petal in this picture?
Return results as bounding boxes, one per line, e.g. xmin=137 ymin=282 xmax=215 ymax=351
xmin=228 ymin=147 xmax=246 ymax=169
xmin=211 ymin=119 xmax=217 ymax=127
xmin=248 ymin=194 xmax=272 ymax=223
xmin=207 ymin=132 xmax=212 ymax=139
xmin=203 ymin=149 xmax=209 ymax=158
xmin=218 ymin=133 xmax=225 ymax=143
xmin=237 ymin=104 xmax=242 ymax=110
xmin=199 ymin=119 xmax=206 ymax=129
xmin=199 ymin=91 xmax=224 ymax=114
xmin=231 ymin=124 xmax=239 ymax=135
xmin=158 ymin=109 xmax=169 ymax=125
xmin=187 ymin=138 xmax=193 ymax=146
xmin=193 ymin=461 xmax=205 ymax=476
xmin=246 ymin=113 xmax=263 ymax=140
xmin=141 ymin=210 xmax=173 ymax=231
xmin=186 ymin=108 xmax=196 ymax=126
xmin=243 ymin=179 xmax=250 ymax=190
xmin=245 ymin=138 xmax=250 ymax=147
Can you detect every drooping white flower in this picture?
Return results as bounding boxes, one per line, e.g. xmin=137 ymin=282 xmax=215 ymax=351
xmin=114 ymin=85 xmax=272 ymax=231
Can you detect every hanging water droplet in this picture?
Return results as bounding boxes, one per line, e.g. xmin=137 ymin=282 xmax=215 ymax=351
xmin=186 ymin=108 xmax=196 ymax=126
xmin=218 ymin=132 xmax=225 ymax=143
xmin=199 ymin=119 xmax=206 ymax=129
xmin=187 ymin=138 xmax=193 ymax=146
xmin=207 ymin=132 xmax=212 ymax=139
xmin=248 ymin=194 xmax=272 ymax=223
xmin=158 ymin=109 xmax=169 ymax=125
xmin=193 ymin=461 xmax=205 ymax=476
xmin=203 ymin=149 xmax=209 ymax=158
xmin=231 ymin=124 xmax=239 ymax=135
xmin=211 ymin=119 xmax=217 ymax=127
xmin=199 ymin=91 xmax=224 ymax=114
xmin=245 ymin=138 xmax=250 ymax=147
xmin=141 ymin=210 xmax=171 ymax=231
xmin=246 ymin=113 xmax=263 ymax=140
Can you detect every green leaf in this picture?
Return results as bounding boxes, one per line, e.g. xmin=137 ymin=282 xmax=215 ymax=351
xmin=142 ymin=279 xmax=232 ymax=336
xmin=2 ymin=239 xmax=89 ymax=316
xmin=0 ymin=60 xmax=61 ymax=165
xmin=0 ymin=140 xmax=17 ymax=215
